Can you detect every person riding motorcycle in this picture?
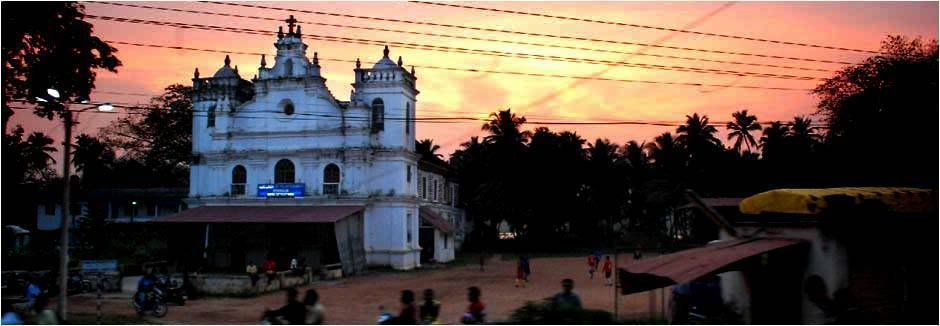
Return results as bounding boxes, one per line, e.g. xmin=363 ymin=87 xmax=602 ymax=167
xmin=136 ymin=271 xmax=159 ymax=308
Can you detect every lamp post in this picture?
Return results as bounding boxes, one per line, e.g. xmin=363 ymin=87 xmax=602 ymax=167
xmin=36 ymin=88 xmax=113 ymax=321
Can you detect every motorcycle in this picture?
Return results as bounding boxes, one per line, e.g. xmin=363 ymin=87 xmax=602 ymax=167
xmin=157 ymin=276 xmax=187 ymax=306
xmin=133 ymin=287 xmax=169 ymax=317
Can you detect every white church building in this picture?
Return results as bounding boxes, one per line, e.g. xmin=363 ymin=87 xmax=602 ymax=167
xmin=158 ymin=17 xmax=464 ymax=273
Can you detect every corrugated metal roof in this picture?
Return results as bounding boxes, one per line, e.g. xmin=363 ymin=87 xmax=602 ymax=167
xmin=619 ymin=237 xmax=806 ymax=295
xmin=419 ymin=207 xmax=456 ymax=233
xmin=739 ymin=187 xmax=935 ymax=215
xmin=154 ymin=205 xmax=364 ymax=223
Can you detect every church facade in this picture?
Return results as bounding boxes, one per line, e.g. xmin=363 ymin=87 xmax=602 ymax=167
xmin=162 ymin=17 xmax=463 ymax=272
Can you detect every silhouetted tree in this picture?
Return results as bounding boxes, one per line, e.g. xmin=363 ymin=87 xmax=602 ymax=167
xmin=760 ymin=121 xmax=790 ymax=162
xmin=100 ymin=84 xmax=192 ymax=187
xmin=725 ymin=110 xmax=761 ymax=154
xmin=416 ymin=139 xmax=444 ymax=163
xmin=2 ymin=125 xmax=58 ymax=185
xmin=2 ymin=1 xmax=121 ymax=126
xmin=72 ymin=134 xmax=115 ymax=189
xmin=814 ymin=35 xmax=937 ymax=187
xmin=676 ymin=113 xmax=721 ymax=167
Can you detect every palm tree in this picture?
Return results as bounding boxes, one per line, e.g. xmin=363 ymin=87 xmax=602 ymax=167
xmin=760 ymin=121 xmax=790 ymax=160
xmin=73 ymin=134 xmax=116 ymax=188
xmin=725 ymin=110 xmax=761 ymax=154
xmin=787 ymin=116 xmax=821 ymax=156
xmin=622 ymin=140 xmax=649 ymax=170
xmin=645 ymin=132 xmax=684 ymax=171
xmin=481 ymin=109 xmax=530 ymax=146
xmin=676 ymin=113 xmax=721 ymax=164
xmin=415 ymin=138 xmax=443 ymax=162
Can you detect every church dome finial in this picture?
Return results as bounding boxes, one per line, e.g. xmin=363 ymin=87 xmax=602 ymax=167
xmin=194 ymin=67 xmax=200 ymax=78
xmin=295 ymin=25 xmax=302 ymax=37
xmin=383 ymin=45 xmax=390 ymax=58
xmin=356 ymin=58 xmax=361 ymax=69
xmin=397 ymin=56 xmax=403 ymax=67
xmin=278 ymin=26 xmax=284 ymax=39
xmin=260 ymin=54 xmax=267 ymax=68
xmin=224 ymin=55 xmax=231 ymax=67
xmin=313 ymin=52 xmax=319 ymax=65
xmin=411 ymin=65 xmax=415 ymax=76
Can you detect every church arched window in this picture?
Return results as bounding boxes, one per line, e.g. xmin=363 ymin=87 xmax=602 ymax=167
xmin=371 ymin=98 xmax=384 ymax=132
xmin=231 ymin=165 xmax=247 ymax=196
xmin=323 ymin=164 xmax=341 ymax=195
xmin=274 ymin=159 xmax=295 ymax=184
xmin=207 ymin=106 xmax=216 ymax=128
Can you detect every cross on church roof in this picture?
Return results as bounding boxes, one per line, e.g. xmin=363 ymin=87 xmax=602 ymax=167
xmin=285 ymin=15 xmax=298 ymax=34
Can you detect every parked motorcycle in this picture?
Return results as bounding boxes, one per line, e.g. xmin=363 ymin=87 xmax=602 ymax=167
xmin=133 ymin=287 xmax=169 ymax=317
xmin=157 ymin=276 xmax=187 ymax=306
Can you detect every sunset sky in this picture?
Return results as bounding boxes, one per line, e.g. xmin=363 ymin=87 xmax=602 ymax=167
xmin=9 ymin=1 xmax=938 ymax=157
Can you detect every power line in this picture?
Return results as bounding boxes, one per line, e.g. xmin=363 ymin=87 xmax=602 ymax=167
xmin=105 ymin=40 xmax=813 ymax=91
xmin=85 ymin=14 xmax=824 ymax=81
xmin=200 ymin=1 xmax=855 ymax=65
xmin=89 ymin=1 xmax=834 ymax=73
xmin=11 ymin=103 xmax=828 ymax=128
xmin=410 ymin=1 xmax=881 ymax=54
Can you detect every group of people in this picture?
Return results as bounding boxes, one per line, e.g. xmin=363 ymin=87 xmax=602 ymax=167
xmin=381 ymin=287 xmax=486 ymax=325
xmin=263 ymin=288 xmax=326 ymax=324
xmin=586 ymin=252 xmax=615 ymax=286
xmin=247 ymin=257 xmax=285 ymax=287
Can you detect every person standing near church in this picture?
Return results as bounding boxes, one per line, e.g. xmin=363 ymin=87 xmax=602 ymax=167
xmin=602 ymin=256 xmax=614 ymax=286
xmin=246 ymin=261 xmax=260 ymax=287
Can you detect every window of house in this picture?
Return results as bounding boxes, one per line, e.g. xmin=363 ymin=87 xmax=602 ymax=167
xmin=406 ymin=166 xmax=412 ymax=183
xmin=420 ymin=177 xmax=427 ymax=199
xmin=433 ymin=180 xmax=438 ymax=202
xmin=207 ymin=106 xmax=216 ymax=127
xmin=274 ymin=159 xmax=295 ymax=183
xmin=44 ymin=203 xmax=56 ymax=215
xmin=444 ymin=184 xmax=452 ymax=203
xmin=371 ymin=98 xmax=385 ymax=132
xmin=323 ymin=164 xmax=341 ymax=195
xmin=444 ymin=234 xmax=449 ymax=249
xmin=232 ymin=165 xmax=247 ymax=196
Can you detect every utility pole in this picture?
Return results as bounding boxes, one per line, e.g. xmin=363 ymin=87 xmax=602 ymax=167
xmin=36 ymin=88 xmax=112 ymax=322
xmin=58 ymin=109 xmax=73 ymax=321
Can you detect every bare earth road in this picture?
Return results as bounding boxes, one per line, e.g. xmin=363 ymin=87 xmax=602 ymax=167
xmin=69 ymin=254 xmax=665 ymax=324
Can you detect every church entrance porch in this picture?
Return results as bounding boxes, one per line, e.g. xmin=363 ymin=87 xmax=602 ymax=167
xmin=419 ymin=207 xmax=456 ymax=264
xmin=157 ymin=205 xmax=366 ymax=276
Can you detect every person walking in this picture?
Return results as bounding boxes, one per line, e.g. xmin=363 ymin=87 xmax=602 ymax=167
xmin=586 ymin=254 xmax=597 ymax=279
xmin=419 ymin=289 xmax=441 ymax=324
xmin=461 ymin=287 xmax=486 ymax=324
xmin=514 ymin=257 xmax=527 ymax=288
xmin=303 ymin=289 xmax=326 ymax=324
xmin=521 ymin=256 xmax=531 ymax=283
xmin=247 ymin=261 xmax=260 ymax=287
xmin=602 ymin=256 xmax=614 ymax=286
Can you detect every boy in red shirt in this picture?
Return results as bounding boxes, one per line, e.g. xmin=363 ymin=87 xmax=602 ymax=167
xmin=462 ymin=286 xmax=485 ymax=324
xmin=587 ymin=255 xmax=597 ymax=279
xmin=602 ymin=256 xmax=614 ymax=286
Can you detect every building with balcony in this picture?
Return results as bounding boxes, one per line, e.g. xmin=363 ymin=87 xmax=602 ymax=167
xmin=157 ymin=16 xmax=463 ymax=273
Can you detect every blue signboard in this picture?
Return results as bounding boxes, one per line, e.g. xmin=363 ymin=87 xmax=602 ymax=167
xmin=81 ymin=260 xmax=118 ymax=273
xmin=258 ymin=183 xmax=305 ymax=198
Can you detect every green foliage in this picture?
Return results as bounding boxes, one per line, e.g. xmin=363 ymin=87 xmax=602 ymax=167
xmin=505 ymin=300 xmax=616 ymax=324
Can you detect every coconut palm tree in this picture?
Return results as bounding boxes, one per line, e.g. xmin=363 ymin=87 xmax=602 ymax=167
xmin=725 ymin=110 xmax=761 ymax=154
xmin=676 ymin=113 xmax=721 ymax=165
xmin=481 ymin=109 xmax=530 ymax=146
xmin=415 ymin=138 xmax=443 ymax=162
xmin=645 ymin=132 xmax=685 ymax=171
xmin=622 ymin=140 xmax=649 ymax=170
xmin=760 ymin=121 xmax=790 ymax=161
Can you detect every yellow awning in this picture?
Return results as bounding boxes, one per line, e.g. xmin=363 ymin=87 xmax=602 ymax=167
xmin=739 ymin=187 xmax=935 ymax=215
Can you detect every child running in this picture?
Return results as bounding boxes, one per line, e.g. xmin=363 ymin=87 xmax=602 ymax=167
xmin=602 ymin=255 xmax=614 ymax=286
xmin=587 ymin=254 xmax=597 ymax=279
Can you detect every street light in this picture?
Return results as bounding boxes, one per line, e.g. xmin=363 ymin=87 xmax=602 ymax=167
xmin=36 ymin=88 xmax=112 ymax=322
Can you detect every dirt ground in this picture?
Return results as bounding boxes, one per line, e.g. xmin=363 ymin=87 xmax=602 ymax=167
xmin=68 ymin=254 xmax=669 ymax=324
